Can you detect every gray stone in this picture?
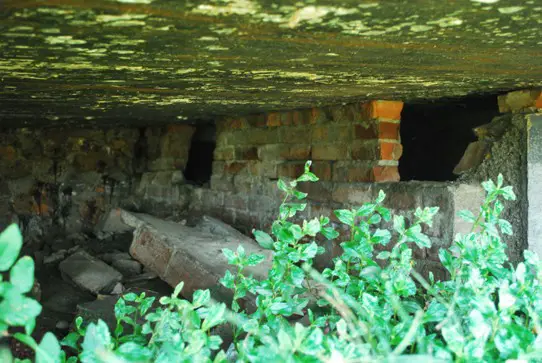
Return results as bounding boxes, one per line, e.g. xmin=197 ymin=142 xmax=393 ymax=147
xmin=59 ymin=250 xmax=123 ymax=294
xmin=453 ymin=141 xmax=490 ymax=175
xmin=528 ymin=113 xmax=542 ymax=257
xmin=94 ymin=209 xmax=133 ymax=239
xmin=112 ymin=259 xmax=142 ymax=278
xmin=120 ymin=210 xmax=272 ymax=305
xmin=100 ymin=251 xmax=132 ymax=264
xmin=44 ymin=250 xmax=67 ymax=264
xmin=449 ymin=184 xmax=485 ymax=237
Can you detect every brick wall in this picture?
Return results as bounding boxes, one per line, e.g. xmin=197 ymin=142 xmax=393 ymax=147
xmin=212 ymin=100 xmax=403 ymax=187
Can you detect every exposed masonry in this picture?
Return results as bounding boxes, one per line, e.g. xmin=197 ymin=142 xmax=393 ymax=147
xmin=3 ymin=92 xmax=542 ymax=272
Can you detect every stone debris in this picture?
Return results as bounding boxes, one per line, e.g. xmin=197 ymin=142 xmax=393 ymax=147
xmin=59 ymin=250 xmax=123 ymax=294
xmin=112 ymin=259 xmax=142 ymax=278
xmin=119 ymin=210 xmax=272 ymax=303
xmin=453 ymin=141 xmax=490 ymax=175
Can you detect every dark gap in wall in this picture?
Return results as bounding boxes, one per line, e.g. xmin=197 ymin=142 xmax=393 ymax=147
xmin=185 ymin=123 xmax=216 ymax=186
xmin=399 ymin=94 xmax=500 ymax=181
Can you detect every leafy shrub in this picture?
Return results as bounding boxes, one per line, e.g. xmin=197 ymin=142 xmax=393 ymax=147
xmin=1 ymin=161 xmax=541 ymax=362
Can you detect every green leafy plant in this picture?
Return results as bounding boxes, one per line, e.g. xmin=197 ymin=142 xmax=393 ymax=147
xmin=3 ymin=161 xmax=542 ymax=362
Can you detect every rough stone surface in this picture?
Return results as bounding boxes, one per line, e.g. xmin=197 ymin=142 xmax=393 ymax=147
xmin=59 ymin=250 xmax=123 ymax=294
xmin=112 ymin=259 xmax=143 ymax=278
xmin=0 ymin=2 xmax=541 ymax=126
xmin=461 ymin=113 xmax=529 ymax=263
xmin=527 ymin=113 xmax=542 ymax=257
xmin=121 ymin=210 xmax=272 ymax=302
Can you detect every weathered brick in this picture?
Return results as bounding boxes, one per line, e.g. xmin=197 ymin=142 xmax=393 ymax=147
xmin=372 ymin=166 xmax=400 ymax=182
xmin=248 ymin=161 xmax=278 ymax=178
xmin=332 ymin=184 xmax=373 ymax=205
xmin=354 ymin=123 xmax=378 ymax=139
xmin=298 ymin=182 xmax=333 ymax=202
xmin=309 ymin=108 xmax=324 ymax=124
xmin=210 ymin=175 xmax=234 ymax=191
xmin=278 ymin=162 xmax=305 ymax=179
xmin=312 ymin=125 xmax=350 ymax=143
xmin=279 ymin=127 xmax=311 ymax=144
xmin=284 ymin=145 xmax=311 ymax=160
xmin=380 ymin=142 xmax=403 ymax=160
xmin=258 ymin=144 xmax=289 ymax=161
xmin=214 ymin=147 xmax=235 ymax=160
xmin=223 ymin=162 xmax=247 ymax=175
xmin=235 ymin=146 xmax=258 ymax=160
xmin=246 ymin=129 xmax=276 ymax=145
xmin=311 ymin=161 xmax=332 ymax=181
xmin=311 ymin=144 xmax=348 ymax=160
xmin=246 ymin=114 xmax=267 ymax=128
xmin=280 ymin=112 xmax=293 ymax=126
xmin=166 ymin=124 xmax=195 ymax=134
xmin=224 ymin=193 xmax=248 ymax=210
xmin=498 ymin=89 xmax=542 ymax=113
xmin=333 ymin=162 xmax=372 ymax=182
xmin=266 ymin=112 xmax=281 ymax=127
xmin=351 ymin=141 xmax=378 ymax=160
xmin=364 ymin=100 xmax=404 ymax=120
xmin=379 ymin=122 xmax=400 ymax=140
xmin=292 ymin=110 xmax=311 ymax=126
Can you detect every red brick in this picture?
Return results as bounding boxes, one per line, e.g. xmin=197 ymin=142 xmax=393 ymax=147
xmin=354 ymin=124 xmax=377 ymax=139
xmin=292 ymin=111 xmax=303 ymax=125
xmin=266 ymin=112 xmax=281 ymax=127
xmin=536 ymin=93 xmax=542 ymax=109
xmin=298 ymin=182 xmax=332 ymax=202
xmin=311 ymin=161 xmax=332 ymax=181
xmin=351 ymin=142 xmax=378 ymax=160
xmin=311 ymin=144 xmax=348 ymax=160
xmin=333 ymin=162 xmax=372 ymax=182
xmin=224 ymin=162 xmax=247 ymax=175
xmin=364 ymin=100 xmax=404 ymax=120
xmin=372 ymin=166 xmax=400 ymax=182
xmin=379 ymin=122 xmax=400 ymax=140
xmin=380 ymin=142 xmax=403 ymax=160
xmin=278 ymin=162 xmax=305 ymax=179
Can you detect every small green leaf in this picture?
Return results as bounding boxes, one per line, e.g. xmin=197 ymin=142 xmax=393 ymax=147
xmin=498 ymin=219 xmax=513 ymax=235
xmin=222 ymin=248 xmax=236 ymax=264
xmin=304 ymin=218 xmax=321 ymax=237
xmin=202 ymin=303 xmax=226 ymax=331
xmin=173 ymin=282 xmax=184 ymax=298
xmin=123 ymin=293 xmax=137 ymax=302
xmin=0 ymin=224 xmax=23 ymax=272
xmin=253 ymin=230 xmax=274 ymax=249
xmin=36 ymin=332 xmax=61 ymax=363
xmin=116 ymin=342 xmax=153 ymax=361
xmin=10 ymin=257 xmax=34 ymax=294
xmin=376 ymin=251 xmax=390 ymax=260
xmin=247 ymin=254 xmax=265 ymax=266
xmin=321 ymin=227 xmax=339 ymax=240
xmin=458 ymin=210 xmax=476 ymax=223
xmin=61 ymin=332 xmax=81 ymax=351
xmin=334 ymin=209 xmax=355 ymax=226
xmin=220 ymin=270 xmax=235 ymax=289
xmin=277 ymin=179 xmax=289 ymax=192
xmin=81 ymin=320 xmax=112 ymax=353
xmin=193 ymin=289 xmax=211 ymax=308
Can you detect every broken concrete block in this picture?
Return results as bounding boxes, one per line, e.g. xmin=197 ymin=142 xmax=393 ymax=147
xmin=112 ymin=259 xmax=142 ymax=278
xmin=120 ymin=211 xmax=272 ymax=302
xmin=94 ymin=208 xmax=133 ymax=239
xmin=59 ymin=251 xmax=123 ymax=294
xmin=453 ymin=141 xmax=490 ymax=175
xmin=194 ymin=215 xmax=254 ymax=244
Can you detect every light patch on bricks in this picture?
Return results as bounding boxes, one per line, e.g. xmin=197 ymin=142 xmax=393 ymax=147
xmin=498 ymin=6 xmax=525 ymax=14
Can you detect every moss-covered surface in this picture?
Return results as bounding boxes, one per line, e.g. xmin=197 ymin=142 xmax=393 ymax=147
xmin=1 ymin=0 xmax=541 ymax=126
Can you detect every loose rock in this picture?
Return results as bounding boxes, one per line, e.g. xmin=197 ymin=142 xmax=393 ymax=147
xmin=59 ymin=250 xmax=123 ymax=294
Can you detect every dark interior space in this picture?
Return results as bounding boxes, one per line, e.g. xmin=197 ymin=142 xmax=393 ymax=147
xmin=399 ymin=95 xmax=500 ymax=181
xmin=184 ymin=123 xmax=216 ymax=186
